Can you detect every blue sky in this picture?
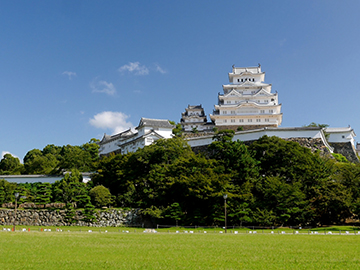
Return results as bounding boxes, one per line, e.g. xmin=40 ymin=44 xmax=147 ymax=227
xmin=1 ymin=0 xmax=360 ymax=161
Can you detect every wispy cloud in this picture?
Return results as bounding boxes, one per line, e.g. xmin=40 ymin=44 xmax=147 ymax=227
xmin=89 ymin=111 xmax=134 ymax=134
xmin=1 ymin=151 xmax=19 ymax=160
xmin=90 ymin=80 xmax=116 ymax=96
xmin=119 ymin=62 xmax=149 ymax=75
xmin=155 ymin=64 xmax=167 ymax=74
xmin=62 ymin=71 xmax=77 ymax=80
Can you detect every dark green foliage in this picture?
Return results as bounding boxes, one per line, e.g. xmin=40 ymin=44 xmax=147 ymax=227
xmin=2 ymin=135 xmax=360 ymax=227
xmin=24 ymin=149 xmax=58 ymax=174
xmin=305 ymin=122 xmax=329 ymax=129
xmin=23 ymin=140 xmax=99 ymax=175
xmin=34 ymin=182 xmax=52 ymax=205
xmin=332 ymin=153 xmax=348 ymax=163
xmin=0 ymin=154 xmax=24 ymax=175
xmin=89 ymin=185 xmax=113 ymax=207
xmin=0 ymin=185 xmax=5 ymax=205
xmin=82 ymin=203 xmax=97 ymax=223
xmin=0 ymin=179 xmax=17 ymax=203
xmin=64 ymin=205 xmax=77 ymax=224
xmin=169 ymin=121 xmax=183 ymax=137
xmin=164 ymin=202 xmax=183 ymax=226
xmin=212 ymin=129 xmax=235 ymax=143
xmin=52 ymin=170 xmax=92 ymax=208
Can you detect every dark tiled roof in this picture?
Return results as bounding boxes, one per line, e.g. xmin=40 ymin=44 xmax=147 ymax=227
xmin=136 ymin=118 xmax=175 ymax=129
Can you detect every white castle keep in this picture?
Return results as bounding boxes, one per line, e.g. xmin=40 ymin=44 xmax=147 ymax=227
xmin=210 ymin=64 xmax=282 ymax=129
xmin=98 ymin=65 xmax=357 ymax=162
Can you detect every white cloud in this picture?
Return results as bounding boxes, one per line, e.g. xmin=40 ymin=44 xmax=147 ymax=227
xmin=155 ymin=64 xmax=167 ymax=74
xmin=62 ymin=71 xmax=77 ymax=80
xmin=90 ymin=80 xmax=116 ymax=96
xmin=89 ymin=111 xmax=134 ymax=134
xmin=118 ymin=62 xmax=149 ymax=75
xmin=1 ymin=151 xmax=19 ymax=160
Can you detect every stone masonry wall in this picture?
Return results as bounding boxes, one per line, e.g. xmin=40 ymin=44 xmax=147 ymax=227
xmin=329 ymin=142 xmax=359 ymax=163
xmin=0 ymin=208 xmax=142 ymax=227
xmin=192 ymin=137 xmax=331 ymax=157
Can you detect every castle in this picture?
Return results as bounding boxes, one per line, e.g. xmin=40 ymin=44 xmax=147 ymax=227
xmin=98 ymin=65 xmax=358 ymax=162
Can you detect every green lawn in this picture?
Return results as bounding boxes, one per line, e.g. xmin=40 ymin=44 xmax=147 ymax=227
xmin=0 ymin=228 xmax=359 ymax=269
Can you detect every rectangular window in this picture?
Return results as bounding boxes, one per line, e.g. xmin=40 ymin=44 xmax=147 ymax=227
xmin=269 ymin=110 xmax=273 ymax=113
xmin=231 ymin=119 xmax=235 ymax=123
xmin=260 ymin=110 xmax=265 ymax=114
xmin=223 ymin=111 xmax=227 ymax=114
xmin=227 ymin=101 xmax=231 ymax=104
xmin=239 ymin=119 xmax=244 ymax=122
xmin=265 ymin=100 xmax=268 ymax=103
xmin=256 ymin=119 xmax=261 ymax=122
xmin=224 ymin=119 xmax=227 ymax=123
xmin=248 ymin=119 xmax=252 ymax=122
xmin=265 ymin=119 xmax=269 ymax=122
xmin=231 ymin=111 xmax=235 ymax=114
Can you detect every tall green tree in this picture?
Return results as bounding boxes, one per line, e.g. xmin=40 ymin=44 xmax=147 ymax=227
xmin=0 ymin=154 xmax=23 ymax=175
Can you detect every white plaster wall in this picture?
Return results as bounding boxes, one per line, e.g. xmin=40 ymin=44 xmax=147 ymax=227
xmin=328 ymin=132 xmax=355 ymax=145
xmin=187 ymin=129 xmax=324 ymax=148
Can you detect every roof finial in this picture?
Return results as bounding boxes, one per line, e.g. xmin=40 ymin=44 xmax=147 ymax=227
xmin=258 ymin=63 xmax=261 ymax=68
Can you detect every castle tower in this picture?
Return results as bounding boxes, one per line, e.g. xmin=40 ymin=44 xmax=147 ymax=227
xmin=209 ymin=65 xmax=282 ymax=130
xmin=181 ymin=105 xmax=214 ymax=132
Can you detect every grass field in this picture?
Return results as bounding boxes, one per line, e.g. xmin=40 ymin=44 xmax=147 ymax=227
xmin=1 ymin=226 xmax=359 ymax=269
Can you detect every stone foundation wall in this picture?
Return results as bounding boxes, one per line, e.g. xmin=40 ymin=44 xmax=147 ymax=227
xmin=192 ymin=137 xmax=331 ymax=156
xmin=283 ymin=137 xmax=331 ymax=154
xmin=0 ymin=208 xmax=142 ymax=227
xmin=329 ymin=142 xmax=359 ymax=163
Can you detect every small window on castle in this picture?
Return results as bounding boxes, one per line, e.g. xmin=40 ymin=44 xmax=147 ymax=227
xmin=224 ymin=119 xmax=227 ymax=123
xmin=269 ymin=110 xmax=274 ymax=113
xmin=265 ymin=119 xmax=269 ymax=122
xmin=342 ymin=135 xmax=345 ymax=138
xmin=256 ymin=119 xmax=261 ymax=122
xmin=227 ymin=101 xmax=231 ymax=104
xmin=260 ymin=110 xmax=265 ymax=113
xmin=238 ymin=79 xmax=240 ymax=82
xmin=248 ymin=119 xmax=252 ymax=122
xmin=239 ymin=119 xmax=244 ymax=122
xmin=231 ymin=111 xmax=235 ymax=114
xmin=231 ymin=119 xmax=235 ymax=123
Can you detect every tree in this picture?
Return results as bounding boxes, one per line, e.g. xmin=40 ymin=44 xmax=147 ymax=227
xmin=228 ymin=202 xmax=252 ymax=227
xmin=212 ymin=129 xmax=235 ymax=143
xmin=52 ymin=170 xmax=91 ymax=208
xmin=0 ymin=154 xmax=23 ymax=175
xmin=0 ymin=179 xmax=17 ymax=203
xmin=305 ymin=122 xmax=329 ymax=129
xmin=169 ymin=121 xmax=183 ymax=137
xmin=164 ymin=202 xmax=183 ymax=227
xmin=34 ymin=182 xmax=52 ymax=205
xmin=89 ymin=185 xmax=113 ymax=208
xmin=304 ymin=122 xmax=329 ymax=140
xmin=24 ymin=149 xmax=58 ymax=174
